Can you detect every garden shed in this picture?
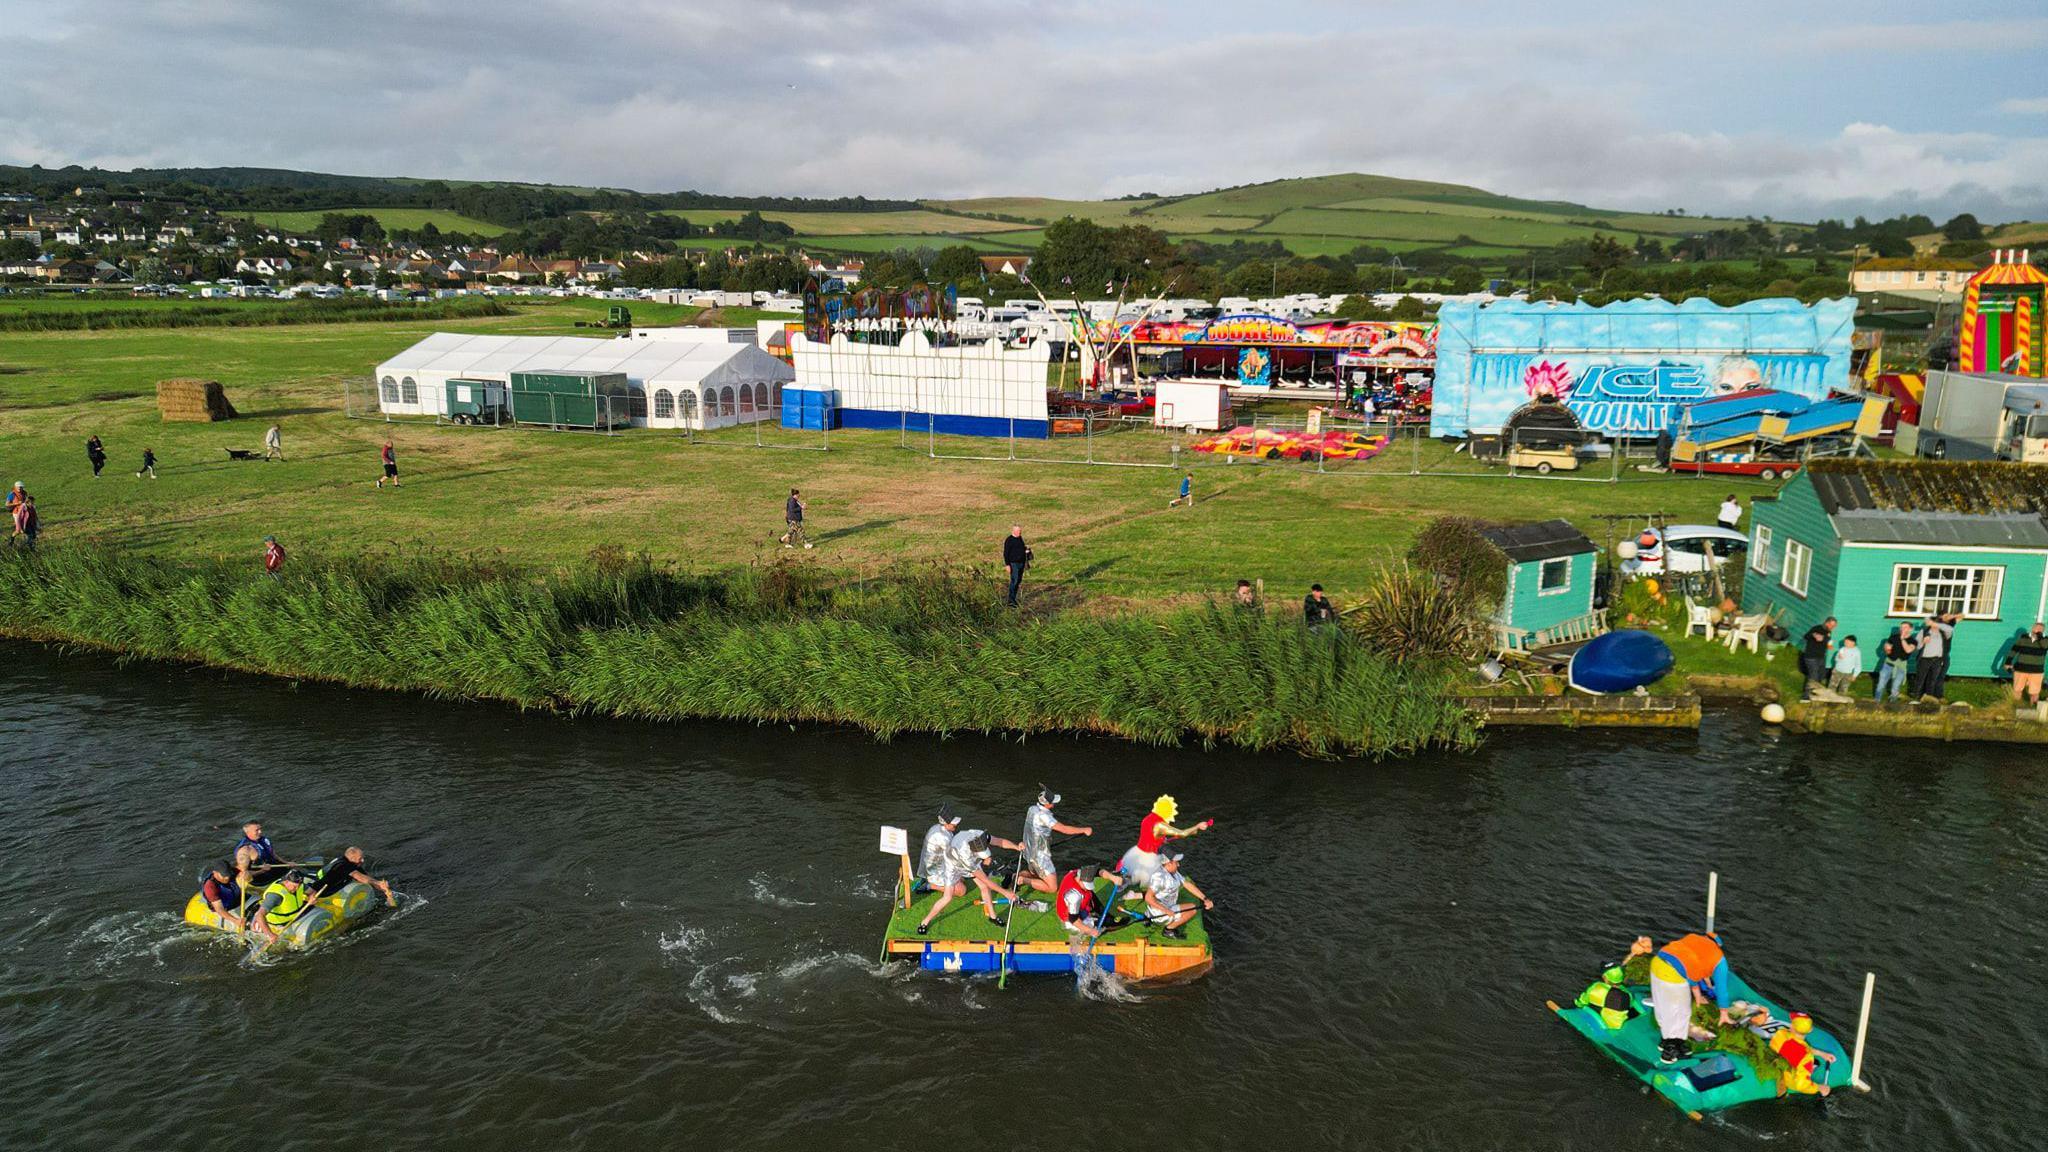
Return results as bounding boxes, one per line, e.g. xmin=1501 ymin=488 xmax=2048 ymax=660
xmin=1475 ymin=520 xmax=1603 ymax=652
xmin=1742 ymin=459 xmax=2048 ymax=678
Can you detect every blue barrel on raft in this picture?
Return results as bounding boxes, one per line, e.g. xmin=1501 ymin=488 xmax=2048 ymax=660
xmin=1568 ymin=630 xmax=1675 ymax=694
xmin=1550 ymin=969 xmax=1851 ymax=1118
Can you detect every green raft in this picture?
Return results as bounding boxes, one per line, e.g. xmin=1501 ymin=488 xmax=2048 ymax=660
xmin=1550 ymin=969 xmax=1851 ymax=1119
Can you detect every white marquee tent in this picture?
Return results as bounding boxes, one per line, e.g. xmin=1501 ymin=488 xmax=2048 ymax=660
xmin=372 ymin=332 xmax=794 ymax=430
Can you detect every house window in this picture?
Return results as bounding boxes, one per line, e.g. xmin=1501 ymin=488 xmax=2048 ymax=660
xmin=400 ymin=376 xmax=419 ymax=404
xmin=1889 ymin=564 xmax=2004 ymax=619
xmin=1751 ymin=525 xmax=1772 ymax=573
xmin=1781 ymin=539 xmax=1812 ymax=597
xmin=1537 ymin=557 xmax=1571 ymax=595
xmin=653 ymin=389 xmax=674 ymax=420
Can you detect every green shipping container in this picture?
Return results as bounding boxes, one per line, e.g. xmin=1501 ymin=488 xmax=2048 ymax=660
xmin=508 ymin=370 xmax=631 ymax=429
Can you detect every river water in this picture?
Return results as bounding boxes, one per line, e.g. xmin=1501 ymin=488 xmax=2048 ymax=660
xmin=1 ymin=642 xmax=2042 ymax=1152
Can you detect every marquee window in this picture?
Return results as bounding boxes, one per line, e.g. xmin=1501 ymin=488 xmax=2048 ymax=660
xmin=653 ymin=389 xmax=674 ymax=420
xmin=380 ymin=376 xmax=399 ymax=404
xmin=400 ymin=376 xmax=419 ymax=404
xmin=1890 ymin=564 xmax=2003 ymax=619
xmin=679 ymin=390 xmax=698 ymax=423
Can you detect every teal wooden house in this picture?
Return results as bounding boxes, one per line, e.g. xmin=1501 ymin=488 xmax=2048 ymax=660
xmin=1478 ymin=520 xmax=1603 ymax=651
xmin=1742 ymin=461 xmax=2048 ymax=677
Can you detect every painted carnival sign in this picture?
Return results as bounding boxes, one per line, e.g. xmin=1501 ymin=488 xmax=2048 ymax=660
xmin=1114 ymin=314 xmax=1437 ymax=359
xmin=1522 ymin=355 xmax=1772 ymax=434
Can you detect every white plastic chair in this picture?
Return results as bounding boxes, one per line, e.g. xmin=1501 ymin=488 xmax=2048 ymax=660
xmin=1725 ymin=613 xmax=1764 ymax=653
xmin=1684 ymin=596 xmax=1715 ymax=638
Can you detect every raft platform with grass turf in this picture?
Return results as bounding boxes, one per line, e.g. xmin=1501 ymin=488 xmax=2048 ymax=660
xmin=1549 ymin=968 xmax=1852 ymax=1119
xmin=880 ymin=879 xmax=1212 ymax=983
xmin=182 ymin=881 xmax=381 ymax=949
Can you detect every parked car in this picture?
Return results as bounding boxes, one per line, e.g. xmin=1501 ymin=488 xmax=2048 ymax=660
xmin=1624 ymin=524 xmax=1748 ymax=575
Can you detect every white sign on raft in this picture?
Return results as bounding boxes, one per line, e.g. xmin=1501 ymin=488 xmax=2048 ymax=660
xmin=878 ymin=825 xmax=908 ymax=856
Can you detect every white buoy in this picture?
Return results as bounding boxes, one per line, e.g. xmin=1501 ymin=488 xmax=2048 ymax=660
xmin=1705 ymin=871 xmax=1718 ymax=934
xmin=1850 ymin=971 xmax=1877 ymax=1092
xmin=1761 ymin=702 xmax=1786 ymax=724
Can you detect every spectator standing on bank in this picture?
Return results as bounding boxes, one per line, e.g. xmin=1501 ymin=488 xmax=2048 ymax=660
xmin=779 ymin=487 xmax=812 ymax=550
xmin=1169 ymin=472 xmax=1193 ymax=508
xmin=1913 ymin=612 xmax=1956 ymax=700
xmin=1234 ymin=579 xmax=1258 ymax=610
xmin=2004 ymin=621 xmax=2047 ymax=707
xmin=265 ymin=424 xmax=284 ymax=461
xmin=1827 ymin=635 xmax=1862 ymax=696
xmin=1304 ymin=584 xmax=1336 ymax=628
xmin=262 ymin=535 xmax=285 ymax=580
xmin=376 ymin=440 xmax=399 ymax=488
xmin=1874 ymin=622 xmax=1916 ymax=702
xmin=1798 ymin=617 xmax=1835 ymax=700
xmin=1002 ymin=525 xmax=1031 ymax=607
xmin=137 ymin=447 xmax=157 ymax=479
xmin=86 ymin=435 xmax=107 ymax=479
xmin=5 ymin=481 xmax=25 ymax=517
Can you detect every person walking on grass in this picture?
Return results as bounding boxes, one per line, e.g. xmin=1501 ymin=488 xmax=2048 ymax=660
xmin=779 ymin=487 xmax=812 ymax=550
xmin=262 ymin=535 xmax=285 ymax=580
xmin=1827 ymin=635 xmax=1861 ymax=697
xmin=5 ymin=481 xmax=25 ymax=518
xmin=1874 ymin=622 xmax=1916 ymax=703
xmin=1169 ymin=471 xmax=1193 ymax=508
xmin=265 ymin=423 xmax=283 ymax=462
xmin=137 ymin=447 xmax=157 ymax=479
xmin=2004 ymin=621 xmax=2047 ymax=707
xmin=11 ymin=494 xmax=38 ymax=551
xmin=375 ymin=440 xmax=399 ymax=488
xmin=1003 ymin=525 xmax=1032 ymax=608
xmin=86 ymin=434 xmax=107 ymax=479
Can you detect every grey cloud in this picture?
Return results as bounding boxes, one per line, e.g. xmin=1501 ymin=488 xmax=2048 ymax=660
xmin=1 ymin=2 xmax=2045 ymax=220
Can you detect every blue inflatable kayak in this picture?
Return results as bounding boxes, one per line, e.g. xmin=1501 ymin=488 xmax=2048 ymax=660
xmin=1568 ymin=630 xmax=1674 ymax=694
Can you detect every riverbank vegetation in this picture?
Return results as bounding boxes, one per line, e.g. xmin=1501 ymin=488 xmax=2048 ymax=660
xmin=0 ymin=546 xmax=1479 ymax=758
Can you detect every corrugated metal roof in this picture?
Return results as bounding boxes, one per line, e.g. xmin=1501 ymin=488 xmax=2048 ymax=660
xmin=1831 ymin=510 xmax=2048 ymax=548
xmin=1476 ymin=519 xmax=1597 ymax=563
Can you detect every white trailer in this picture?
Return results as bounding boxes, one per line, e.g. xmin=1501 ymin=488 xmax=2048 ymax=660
xmin=1153 ymin=380 xmax=1233 ymax=432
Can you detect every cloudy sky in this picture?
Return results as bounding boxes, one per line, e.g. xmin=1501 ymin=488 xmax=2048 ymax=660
xmin=4 ymin=1 xmax=2046 ymax=221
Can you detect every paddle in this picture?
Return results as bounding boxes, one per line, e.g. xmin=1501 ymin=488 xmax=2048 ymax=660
xmin=1100 ymin=902 xmax=1213 ymax=936
xmin=997 ymin=841 xmax=1029 ymax=990
xmin=1076 ymin=878 xmax=1123 ymax=983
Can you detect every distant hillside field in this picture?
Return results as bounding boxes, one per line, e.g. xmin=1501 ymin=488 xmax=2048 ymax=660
xmin=239 ymin=208 xmax=509 ymax=236
xmin=224 ymin=173 xmax=1787 ymax=264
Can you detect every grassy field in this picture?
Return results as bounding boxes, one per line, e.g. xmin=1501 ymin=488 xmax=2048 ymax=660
xmin=793 ymin=232 xmax=1043 ymax=255
xmin=236 ymin=207 xmax=510 ymax=236
xmin=656 ymin=208 xmax=1033 ymax=236
xmin=0 ymin=297 xmax=1749 ymax=599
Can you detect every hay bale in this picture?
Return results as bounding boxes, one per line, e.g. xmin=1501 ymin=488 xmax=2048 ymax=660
xmin=157 ymin=378 xmax=239 ymax=422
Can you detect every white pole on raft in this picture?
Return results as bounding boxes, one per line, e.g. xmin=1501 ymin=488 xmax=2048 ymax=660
xmin=1705 ymin=871 xmax=1718 ymax=934
xmin=1849 ymin=971 xmax=1877 ymax=1092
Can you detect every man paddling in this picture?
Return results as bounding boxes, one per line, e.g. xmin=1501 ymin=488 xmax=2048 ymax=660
xmin=1141 ymin=851 xmax=1211 ymax=940
xmin=1117 ymin=795 xmax=1211 ymax=890
xmin=251 ymin=871 xmax=313 ymax=943
xmin=234 ymin=822 xmax=287 ymax=890
xmin=918 ymin=804 xmax=963 ymax=894
xmin=1053 ymin=864 xmax=1122 ymax=939
xmin=308 ymin=846 xmax=394 ymax=905
xmin=1015 ymin=787 xmax=1092 ymax=895
xmin=915 ymin=828 xmax=1022 ymax=936
xmin=197 ymin=861 xmax=247 ymax=931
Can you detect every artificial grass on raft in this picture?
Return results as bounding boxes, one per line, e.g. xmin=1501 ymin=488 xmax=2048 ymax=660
xmin=884 ymin=879 xmax=1209 ymax=949
xmin=0 ymin=545 xmax=1479 ymax=759
xmin=1615 ymin=955 xmax=1796 ymax=1079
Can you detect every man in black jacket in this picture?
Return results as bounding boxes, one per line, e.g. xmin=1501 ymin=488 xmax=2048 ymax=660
xmin=1002 ymin=525 xmax=1030 ymax=607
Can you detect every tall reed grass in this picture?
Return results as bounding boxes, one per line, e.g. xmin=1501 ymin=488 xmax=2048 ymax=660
xmin=0 ymin=547 xmax=1477 ymax=758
